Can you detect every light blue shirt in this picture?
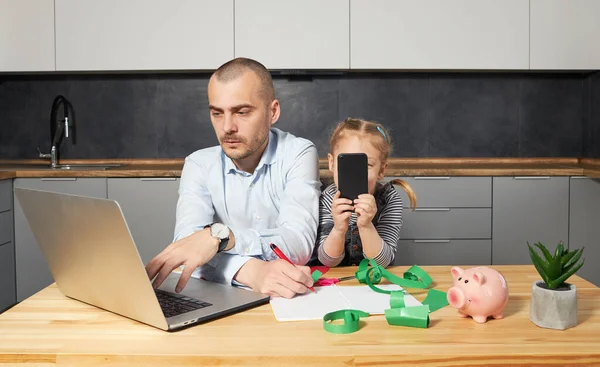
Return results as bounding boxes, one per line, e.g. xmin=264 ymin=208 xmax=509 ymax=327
xmin=174 ymin=128 xmax=321 ymax=285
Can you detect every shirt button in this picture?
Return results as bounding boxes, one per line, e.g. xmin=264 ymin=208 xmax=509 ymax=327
xmin=352 ymin=245 xmax=359 ymax=251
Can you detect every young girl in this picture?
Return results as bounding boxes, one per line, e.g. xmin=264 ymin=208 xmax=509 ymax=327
xmin=312 ymin=118 xmax=417 ymax=268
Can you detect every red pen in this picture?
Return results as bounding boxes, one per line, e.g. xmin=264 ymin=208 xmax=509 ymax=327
xmin=269 ymin=243 xmax=315 ymax=292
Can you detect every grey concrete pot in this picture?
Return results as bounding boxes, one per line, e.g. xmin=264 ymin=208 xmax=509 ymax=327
xmin=529 ymin=280 xmax=577 ymax=330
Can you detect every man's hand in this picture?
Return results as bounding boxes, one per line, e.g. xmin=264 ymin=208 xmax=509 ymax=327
xmin=234 ymin=258 xmax=314 ymax=299
xmin=145 ymin=229 xmax=219 ymax=293
xmin=354 ymin=193 xmax=377 ymax=228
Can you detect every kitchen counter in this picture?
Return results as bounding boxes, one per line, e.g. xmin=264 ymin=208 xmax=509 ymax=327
xmin=0 ymin=158 xmax=599 ymax=178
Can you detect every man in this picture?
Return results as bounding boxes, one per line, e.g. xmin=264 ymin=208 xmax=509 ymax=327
xmin=145 ymin=58 xmax=321 ymax=299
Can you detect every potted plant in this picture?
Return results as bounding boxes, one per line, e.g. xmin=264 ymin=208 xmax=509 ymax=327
xmin=527 ymin=241 xmax=585 ymax=330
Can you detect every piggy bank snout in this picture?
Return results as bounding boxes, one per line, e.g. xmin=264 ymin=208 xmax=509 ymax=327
xmin=447 ymin=287 xmax=466 ymax=309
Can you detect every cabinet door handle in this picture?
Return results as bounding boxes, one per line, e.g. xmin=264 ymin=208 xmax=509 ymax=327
xmin=140 ymin=178 xmax=177 ymax=181
xmin=570 ymin=176 xmax=591 ymax=180
xmin=414 ymin=177 xmax=450 ymax=180
xmin=413 ymin=240 xmax=451 ymax=243
xmin=414 ymin=208 xmax=450 ymax=212
xmin=513 ymin=176 xmax=550 ymax=180
xmin=40 ymin=178 xmax=77 ymax=181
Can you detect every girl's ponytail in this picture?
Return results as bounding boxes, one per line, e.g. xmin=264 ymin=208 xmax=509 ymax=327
xmin=388 ymin=179 xmax=417 ymax=211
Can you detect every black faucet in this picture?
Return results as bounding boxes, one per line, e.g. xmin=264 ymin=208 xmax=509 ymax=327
xmin=38 ymin=95 xmax=76 ymax=168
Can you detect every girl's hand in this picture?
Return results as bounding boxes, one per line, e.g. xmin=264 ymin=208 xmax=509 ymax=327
xmin=354 ymin=194 xmax=377 ymax=228
xmin=331 ymin=190 xmax=353 ymax=233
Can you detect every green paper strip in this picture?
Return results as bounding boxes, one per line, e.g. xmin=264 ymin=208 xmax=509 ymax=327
xmin=422 ymin=288 xmax=449 ymax=313
xmin=357 ymin=260 xmax=431 ymax=290
xmin=311 ymin=270 xmax=323 ymax=283
xmin=323 ymin=309 xmax=369 ymax=334
xmin=389 ymin=291 xmax=406 ymax=308
xmin=355 ymin=259 xmax=382 ymax=284
xmin=385 ymin=305 xmax=430 ymax=328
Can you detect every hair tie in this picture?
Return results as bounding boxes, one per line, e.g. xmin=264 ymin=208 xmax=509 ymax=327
xmin=376 ymin=126 xmax=389 ymax=143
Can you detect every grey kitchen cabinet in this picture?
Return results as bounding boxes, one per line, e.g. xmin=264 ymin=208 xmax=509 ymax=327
xmin=351 ymin=0 xmax=528 ymax=70
xmin=395 ymin=240 xmax=491 ymax=267
xmin=568 ymin=177 xmax=600 ymax=286
xmin=492 ymin=177 xmax=569 ymax=265
xmin=235 ymin=0 xmax=349 ymax=69
xmin=390 ymin=177 xmax=492 ymax=266
xmin=55 ymin=0 xmax=233 ymax=71
xmin=13 ymin=178 xmax=107 ymax=302
xmin=0 ymin=0 xmax=55 ymax=72
xmin=0 ymin=179 xmax=15 ymax=312
xmin=387 ymin=176 xmax=492 ymax=208
xmin=530 ymin=0 xmax=600 ymax=70
xmin=107 ymin=178 xmax=180 ymax=266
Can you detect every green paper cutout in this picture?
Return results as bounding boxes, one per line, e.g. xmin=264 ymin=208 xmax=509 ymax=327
xmin=323 ymin=309 xmax=369 ymax=334
xmin=311 ymin=270 xmax=323 ymax=283
xmin=322 ymin=259 xmax=447 ymax=333
xmin=422 ymin=289 xmax=449 ymax=313
xmin=389 ymin=291 xmax=406 ymax=308
xmin=385 ymin=305 xmax=430 ymax=328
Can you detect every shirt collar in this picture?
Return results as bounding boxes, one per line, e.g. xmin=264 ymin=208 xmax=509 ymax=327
xmin=224 ymin=129 xmax=277 ymax=175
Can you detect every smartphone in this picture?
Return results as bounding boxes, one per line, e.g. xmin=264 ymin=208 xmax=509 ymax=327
xmin=337 ymin=153 xmax=368 ymax=201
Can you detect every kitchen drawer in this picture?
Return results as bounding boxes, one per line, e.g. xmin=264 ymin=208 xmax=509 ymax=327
xmin=400 ymin=208 xmax=491 ymax=239
xmin=394 ymin=239 xmax=491 ymax=266
xmin=0 ymin=180 xmax=11 ymax=212
xmin=0 ymin=242 xmax=16 ymax=312
xmin=0 ymin=211 xmax=12 ymax=245
xmin=385 ymin=176 xmax=491 ymax=208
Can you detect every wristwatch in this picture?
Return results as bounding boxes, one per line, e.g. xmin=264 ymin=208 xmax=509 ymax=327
xmin=206 ymin=222 xmax=230 ymax=252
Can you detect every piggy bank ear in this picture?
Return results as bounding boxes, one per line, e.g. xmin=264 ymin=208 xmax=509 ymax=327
xmin=472 ymin=272 xmax=487 ymax=285
xmin=451 ymin=266 xmax=464 ymax=279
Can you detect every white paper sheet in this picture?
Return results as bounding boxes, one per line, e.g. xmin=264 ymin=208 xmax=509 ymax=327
xmin=269 ymin=284 xmax=422 ymax=322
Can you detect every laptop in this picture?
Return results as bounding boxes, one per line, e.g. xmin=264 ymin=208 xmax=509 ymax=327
xmin=14 ymin=187 xmax=270 ymax=331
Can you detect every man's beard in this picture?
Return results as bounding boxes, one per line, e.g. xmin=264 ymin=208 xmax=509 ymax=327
xmin=221 ymin=131 xmax=268 ymax=161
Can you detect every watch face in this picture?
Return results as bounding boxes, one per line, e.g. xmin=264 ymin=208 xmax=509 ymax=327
xmin=212 ymin=223 xmax=229 ymax=239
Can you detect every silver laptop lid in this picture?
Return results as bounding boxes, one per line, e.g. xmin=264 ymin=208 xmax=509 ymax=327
xmin=14 ymin=188 xmax=169 ymax=330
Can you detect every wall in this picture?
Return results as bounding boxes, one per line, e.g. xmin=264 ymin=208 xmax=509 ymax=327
xmin=0 ymin=72 xmax=591 ymax=159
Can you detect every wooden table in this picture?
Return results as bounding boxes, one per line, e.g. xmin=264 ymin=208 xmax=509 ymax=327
xmin=1 ymin=265 xmax=599 ymax=366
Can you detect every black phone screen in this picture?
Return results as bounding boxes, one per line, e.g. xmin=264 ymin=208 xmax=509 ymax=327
xmin=337 ymin=153 xmax=368 ymax=201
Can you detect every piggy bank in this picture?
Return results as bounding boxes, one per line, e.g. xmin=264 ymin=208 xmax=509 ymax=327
xmin=446 ymin=266 xmax=509 ymax=323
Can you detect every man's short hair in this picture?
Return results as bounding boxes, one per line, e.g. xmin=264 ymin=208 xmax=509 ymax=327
xmin=212 ymin=58 xmax=275 ymax=104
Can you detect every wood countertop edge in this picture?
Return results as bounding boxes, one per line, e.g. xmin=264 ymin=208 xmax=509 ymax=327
xmin=0 ymin=158 xmax=598 ymax=179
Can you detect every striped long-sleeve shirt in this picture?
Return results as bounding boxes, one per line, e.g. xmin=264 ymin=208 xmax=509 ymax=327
xmin=313 ymin=181 xmax=404 ymax=268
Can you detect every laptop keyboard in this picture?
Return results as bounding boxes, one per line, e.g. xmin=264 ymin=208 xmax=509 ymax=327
xmin=155 ymin=289 xmax=212 ymax=318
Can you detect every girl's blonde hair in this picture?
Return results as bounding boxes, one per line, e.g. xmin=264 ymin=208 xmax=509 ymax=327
xmin=329 ymin=117 xmax=417 ymax=210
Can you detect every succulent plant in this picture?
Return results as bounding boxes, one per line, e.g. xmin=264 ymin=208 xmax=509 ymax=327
xmin=527 ymin=241 xmax=585 ymax=289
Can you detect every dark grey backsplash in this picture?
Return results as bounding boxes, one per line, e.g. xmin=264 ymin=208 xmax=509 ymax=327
xmin=586 ymin=73 xmax=600 ymax=158
xmin=0 ymin=72 xmax=597 ymax=159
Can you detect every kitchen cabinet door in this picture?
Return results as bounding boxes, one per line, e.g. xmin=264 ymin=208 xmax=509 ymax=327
xmin=0 ymin=0 xmax=55 ymax=71
xmin=235 ymin=0 xmax=349 ymax=69
xmin=55 ymin=0 xmax=233 ymax=71
xmin=569 ymin=177 xmax=600 ymax=286
xmin=351 ymin=0 xmax=529 ymax=70
xmin=531 ymin=0 xmax=600 ymax=70
xmin=492 ymin=177 xmax=569 ymax=265
xmin=0 ymin=179 xmax=15 ymax=312
xmin=107 ymin=178 xmax=180 ymax=266
xmin=13 ymin=178 xmax=107 ymax=301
